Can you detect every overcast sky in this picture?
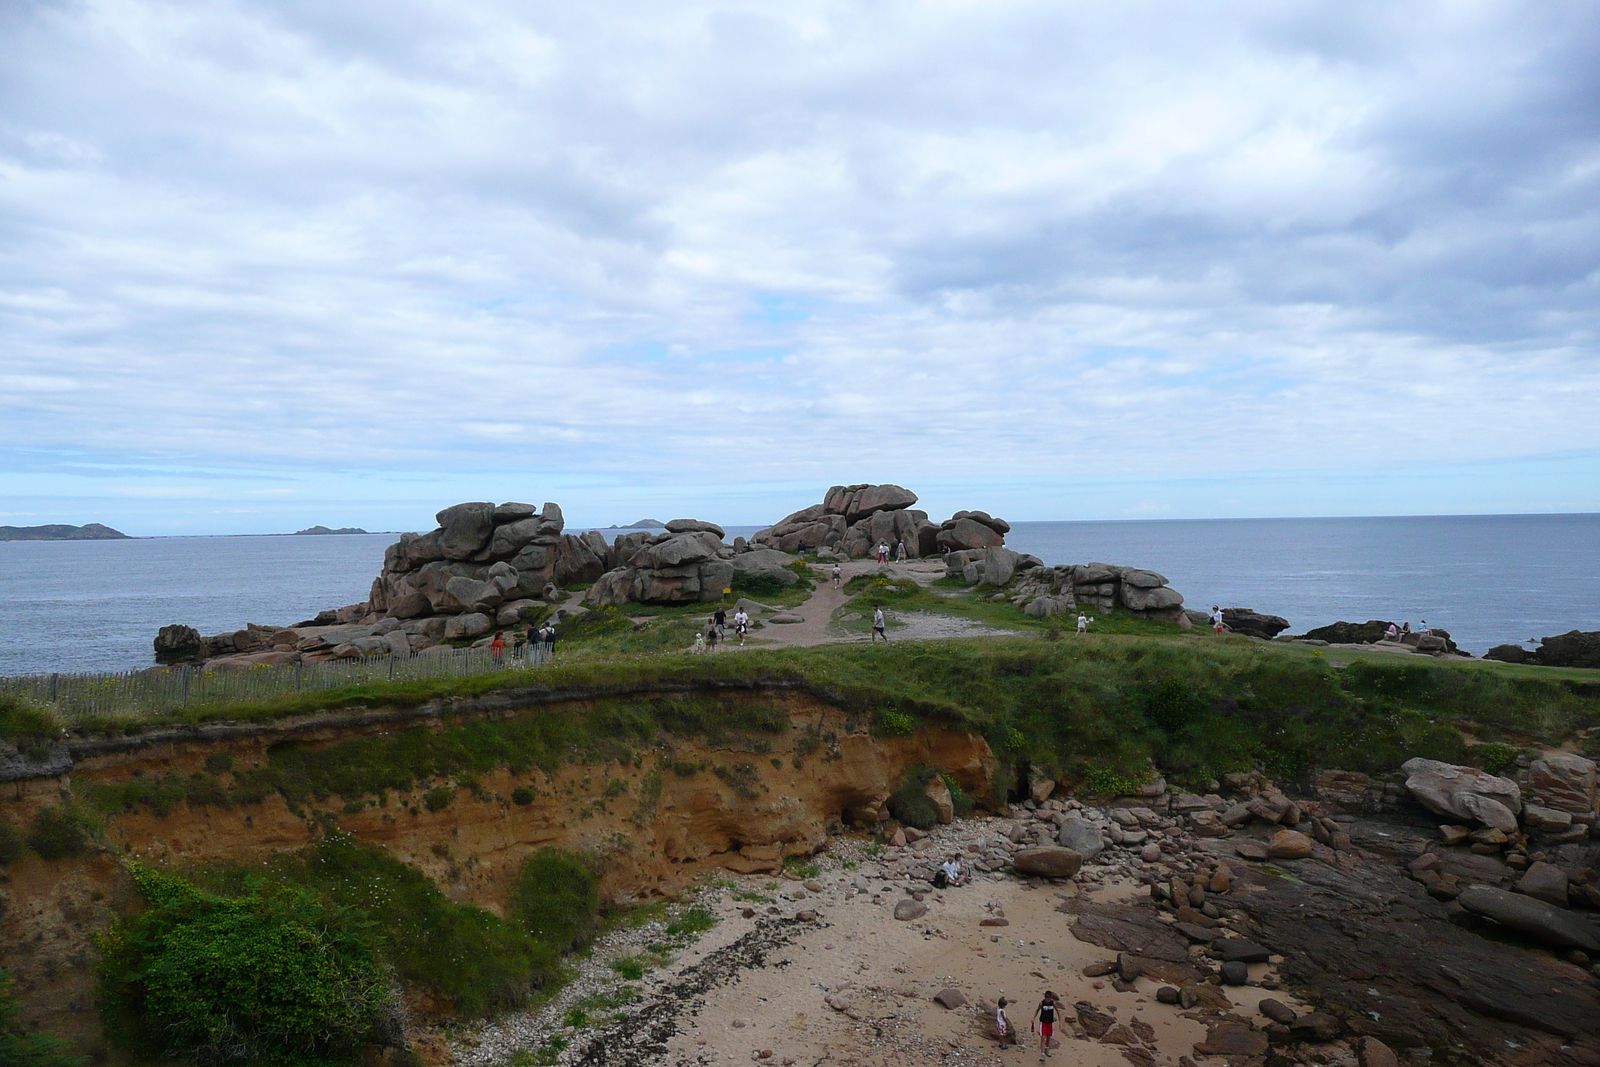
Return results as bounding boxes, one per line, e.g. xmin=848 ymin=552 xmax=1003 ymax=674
xmin=2 ymin=0 xmax=1597 ymax=534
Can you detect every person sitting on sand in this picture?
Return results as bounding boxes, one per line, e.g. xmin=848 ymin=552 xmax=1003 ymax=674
xmin=938 ymin=853 xmax=967 ymax=887
xmin=1032 ymin=991 xmax=1059 ymax=1060
xmin=995 ymin=997 xmax=1017 ymax=1047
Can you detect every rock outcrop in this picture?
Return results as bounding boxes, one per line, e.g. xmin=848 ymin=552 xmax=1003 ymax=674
xmin=1302 ymin=620 xmax=1395 ymax=644
xmin=973 ymin=558 xmax=1185 ymax=618
xmin=1402 ymin=757 xmax=1523 ymax=832
xmin=586 ymin=525 xmax=739 ymax=605
xmin=1220 ymin=608 xmax=1290 ymax=640
xmin=752 ymin=484 xmax=938 ymax=558
xmin=1531 ymin=630 xmax=1600 ymax=669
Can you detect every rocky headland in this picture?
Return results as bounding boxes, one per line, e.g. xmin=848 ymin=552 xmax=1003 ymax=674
xmin=294 ymin=525 xmax=369 ymax=535
xmin=0 ymin=522 xmax=128 ymax=541
xmin=145 ymin=483 xmax=1598 ymax=673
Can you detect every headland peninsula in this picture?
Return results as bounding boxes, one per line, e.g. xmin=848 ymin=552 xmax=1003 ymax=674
xmin=1 ymin=484 xmax=1597 ymax=1067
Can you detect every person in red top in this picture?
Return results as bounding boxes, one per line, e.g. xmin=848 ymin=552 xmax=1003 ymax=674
xmin=489 ymin=630 xmax=506 ymax=665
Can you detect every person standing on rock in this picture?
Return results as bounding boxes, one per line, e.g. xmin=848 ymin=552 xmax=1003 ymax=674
xmin=871 ymin=605 xmax=888 ymax=643
xmin=1031 ymin=991 xmax=1059 ymax=1060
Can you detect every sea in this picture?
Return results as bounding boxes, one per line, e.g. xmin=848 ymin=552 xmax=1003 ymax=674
xmin=1 ymin=514 xmax=1596 ymax=676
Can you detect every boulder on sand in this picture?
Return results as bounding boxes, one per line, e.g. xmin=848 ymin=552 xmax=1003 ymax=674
xmin=1012 ymin=847 xmax=1083 ymax=879
xmin=1057 ymin=817 xmax=1105 ymax=859
xmin=1401 ymin=757 xmax=1522 ymax=832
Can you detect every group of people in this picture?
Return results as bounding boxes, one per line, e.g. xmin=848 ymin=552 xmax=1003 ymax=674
xmin=874 ymin=541 xmax=909 ymax=564
xmin=696 ymin=606 xmax=750 ymax=651
xmin=926 ymin=857 xmax=1058 ymax=1057
xmin=994 ymin=990 xmax=1062 ymax=1058
xmin=488 ymin=623 xmax=557 ymax=665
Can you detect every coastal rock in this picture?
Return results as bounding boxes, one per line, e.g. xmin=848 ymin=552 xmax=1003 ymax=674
xmin=1528 ymin=753 xmax=1597 ymax=816
xmin=1483 ymin=644 xmax=1529 ymax=664
xmin=436 ymin=502 xmax=496 ymax=560
xmin=664 ymin=518 xmax=727 ymax=538
xmin=1402 ymin=757 xmax=1522 ymax=831
xmin=1122 ymin=584 xmax=1184 ymax=612
xmin=1120 ymin=568 xmax=1167 ymax=589
xmin=824 ymin=483 xmax=918 ymax=523
xmin=1456 ymin=885 xmax=1600 ymax=950
xmin=1533 ymin=630 xmax=1600 ymax=669
xmin=153 ymin=624 xmax=205 ymax=665
xmin=1057 ymin=817 xmax=1105 ymax=859
xmin=1267 ymin=829 xmax=1313 ymax=859
xmin=1302 ymin=619 xmax=1394 ymax=644
xmin=950 ymin=509 xmax=1010 ymax=535
xmin=1517 ymin=862 xmax=1570 ymax=907
xmin=1522 ymin=804 xmax=1573 ymax=833
xmin=936 ymin=517 xmax=1005 ymax=552
xmin=1221 ymin=608 xmax=1290 ymax=639
xmin=729 ymin=549 xmax=801 ymax=586
xmin=1013 ymin=847 xmax=1083 ymax=879
xmin=893 ymin=899 xmax=928 ymax=921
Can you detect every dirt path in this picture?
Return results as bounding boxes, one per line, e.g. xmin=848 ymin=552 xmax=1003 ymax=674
xmin=736 ymin=558 xmax=1020 ymax=651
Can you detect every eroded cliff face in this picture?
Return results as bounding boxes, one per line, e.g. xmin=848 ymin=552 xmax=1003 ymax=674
xmin=0 ymin=686 xmax=995 ymax=1058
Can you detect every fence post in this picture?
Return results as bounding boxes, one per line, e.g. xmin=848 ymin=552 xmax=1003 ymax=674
xmin=50 ymin=674 xmax=58 ymax=703
xmin=182 ymin=670 xmax=190 ymax=707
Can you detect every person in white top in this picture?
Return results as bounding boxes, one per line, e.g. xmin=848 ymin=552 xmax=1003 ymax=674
xmin=895 ymin=540 xmax=907 ymax=562
xmin=876 ymin=542 xmax=889 ymax=564
xmin=1076 ymin=614 xmax=1092 ymax=635
xmin=871 ymin=606 xmax=888 ymax=643
xmin=832 ymin=562 xmax=842 ymax=588
xmin=940 ymin=854 xmax=967 ymax=886
xmin=733 ymin=608 xmax=750 ymax=645
xmin=1210 ymin=606 xmax=1225 ymax=635
xmin=995 ymin=997 xmax=1016 ymax=1047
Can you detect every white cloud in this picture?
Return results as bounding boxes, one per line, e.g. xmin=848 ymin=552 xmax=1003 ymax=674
xmin=0 ymin=0 xmax=1597 ymax=530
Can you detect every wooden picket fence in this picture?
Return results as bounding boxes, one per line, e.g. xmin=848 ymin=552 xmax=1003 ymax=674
xmin=0 ymin=643 xmax=552 ymax=723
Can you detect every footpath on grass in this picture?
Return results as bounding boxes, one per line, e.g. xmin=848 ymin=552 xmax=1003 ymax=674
xmin=725 ymin=558 xmax=1022 ymax=651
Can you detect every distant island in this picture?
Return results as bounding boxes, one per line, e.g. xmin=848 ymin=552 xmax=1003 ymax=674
xmin=0 ymin=522 xmax=129 ymax=541
xmin=603 ymin=519 xmax=667 ymax=529
xmin=293 ymin=525 xmax=369 ymax=535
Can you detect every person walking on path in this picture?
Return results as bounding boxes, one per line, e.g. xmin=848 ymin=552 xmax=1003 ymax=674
xmin=895 ymin=540 xmax=907 ymax=562
xmin=1031 ymin=991 xmax=1059 ymax=1060
xmin=713 ymin=606 xmax=727 ymax=639
xmin=490 ymin=630 xmax=506 ymax=665
xmin=871 ymin=605 xmax=888 ymax=643
xmin=1210 ymin=606 xmax=1225 ymax=635
xmin=832 ymin=562 xmax=842 ymax=589
xmin=876 ymin=542 xmax=888 ymax=564
xmin=733 ymin=607 xmax=750 ymax=646
xmin=705 ymin=622 xmax=719 ymax=650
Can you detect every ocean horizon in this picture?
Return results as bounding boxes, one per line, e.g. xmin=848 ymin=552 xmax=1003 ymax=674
xmin=2 ymin=512 xmax=1596 ymax=676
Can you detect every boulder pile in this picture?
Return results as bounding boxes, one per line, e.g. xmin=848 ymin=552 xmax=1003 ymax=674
xmin=751 ymin=483 xmax=938 ymax=558
xmin=586 ymin=521 xmax=803 ymax=606
xmin=965 ymin=555 xmax=1185 ymax=619
xmin=154 ymin=499 xmax=633 ymax=667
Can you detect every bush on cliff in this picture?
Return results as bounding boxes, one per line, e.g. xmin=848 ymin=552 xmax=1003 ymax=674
xmin=0 ymin=968 xmax=80 ymax=1067
xmin=101 ymin=862 xmax=389 ymax=1067
xmin=26 ymin=804 xmax=97 ymax=860
xmin=509 ymin=848 xmax=600 ymax=952
xmin=887 ymin=767 xmax=941 ymax=830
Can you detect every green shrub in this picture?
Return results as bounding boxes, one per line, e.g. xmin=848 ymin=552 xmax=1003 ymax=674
xmin=609 ymin=956 xmax=646 ymax=980
xmin=0 ymin=968 xmax=80 ymax=1067
xmin=203 ymin=753 xmax=234 ymax=775
xmin=509 ymin=848 xmax=600 ymax=953
xmin=511 ymin=787 xmax=535 ymax=806
xmin=887 ymin=769 xmax=940 ymax=830
xmin=0 ymin=696 xmax=57 ymax=760
xmin=872 ymin=710 xmax=916 ymax=737
xmin=731 ymin=573 xmax=787 ymax=598
xmin=1079 ymin=765 xmax=1142 ymax=797
xmin=1465 ymin=742 xmax=1520 ymax=776
xmin=421 ymin=786 xmax=453 ymax=812
xmin=0 ymin=824 xmax=23 ymax=865
xmin=664 ymin=904 xmax=716 ymax=938
xmin=102 ymin=863 xmax=388 ymax=1067
xmin=27 ymin=805 xmax=95 ymax=860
